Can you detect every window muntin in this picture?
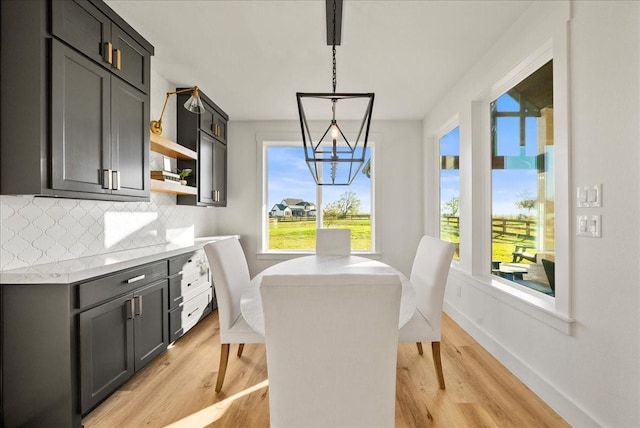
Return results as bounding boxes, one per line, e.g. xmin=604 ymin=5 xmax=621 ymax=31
xmin=265 ymin=144 xmax=373 ymax=252
xmin=490 ymin=60 xmax=555 ymax=296
xmin=439 ymin=126 xmax=460 ymax=261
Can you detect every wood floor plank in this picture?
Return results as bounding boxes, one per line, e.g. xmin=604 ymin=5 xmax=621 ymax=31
xmin=83 ymin=312 xmax=569 ymax=428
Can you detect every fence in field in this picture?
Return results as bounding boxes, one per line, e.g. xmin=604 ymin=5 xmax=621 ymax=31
xmin=441 ymin=216 xmax=536 ymax=238
xmin=270 ymin=214 xmax=371 ymax=223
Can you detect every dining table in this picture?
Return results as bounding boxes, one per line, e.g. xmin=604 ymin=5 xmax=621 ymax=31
xmin=240 ymin=254 xmax=416 ymax=336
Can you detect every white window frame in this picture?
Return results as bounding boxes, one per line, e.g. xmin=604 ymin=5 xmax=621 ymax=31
xmin=256 ymin=132 xmax=378 ymax=258
xmin=466 ymin=37 xmax=573 ymax=333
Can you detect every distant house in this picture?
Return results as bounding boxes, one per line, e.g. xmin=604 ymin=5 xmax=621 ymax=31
xmin=270 ymin=203 xmax=292 ymax=217
xmin=270 ymin=199 xmax=316 ymax=218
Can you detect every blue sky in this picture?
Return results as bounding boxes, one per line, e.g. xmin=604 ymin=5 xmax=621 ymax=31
xmin=440 ymin=110 xmax=542 ymax=217
xmin=267 ymin=146 xmax=372 ymax=213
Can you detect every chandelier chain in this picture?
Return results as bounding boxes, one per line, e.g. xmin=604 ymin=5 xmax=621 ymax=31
xmin=332 ymin=0 xmax=337 ymax=93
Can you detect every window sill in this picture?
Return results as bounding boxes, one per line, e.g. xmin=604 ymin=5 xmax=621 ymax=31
xmin=449 ymin=267 xmax=574 ymax=334
xmin=256 ymin=251 xmax=382 ymax=260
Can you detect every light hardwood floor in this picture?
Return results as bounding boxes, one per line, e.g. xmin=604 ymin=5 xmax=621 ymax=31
xmin=83 ymin=312 xmax=569 ymax=428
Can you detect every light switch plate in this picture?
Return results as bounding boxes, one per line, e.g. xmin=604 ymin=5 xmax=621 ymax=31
xmin=577 ymin=215 xmax=601 ymax=237
xmin=577 ymin=184 xmax=602 ymax=207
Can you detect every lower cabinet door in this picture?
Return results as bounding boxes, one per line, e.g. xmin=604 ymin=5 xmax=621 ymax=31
xmin=79 ymin=293 xmax=135 ymax=414
xmin=133 ymin=280 xmax=169 ymax=371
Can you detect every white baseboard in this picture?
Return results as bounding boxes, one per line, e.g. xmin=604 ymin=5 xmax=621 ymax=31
xmin=443 ymin=301 xmax=601 ymax=428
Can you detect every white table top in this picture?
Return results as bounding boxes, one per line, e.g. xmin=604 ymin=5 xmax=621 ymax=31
xmin=240 ymin=255 xmax=416 ymax=335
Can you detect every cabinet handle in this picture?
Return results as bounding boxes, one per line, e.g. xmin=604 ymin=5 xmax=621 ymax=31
xmin=135 ymin=295 xmax=143 ymax=316
xmin=104 ymin=42 xmax=113 ymax=65
xmin=112 ymin=170 xmax=121 ymax=190
xmin=128 ymin=299 xmax=135 ymax=319
xmin=127 ymin=274 xmax=146 ymax=284
xmin=178 ymin=270 xmax=184 ymax=275
xmin=114 ymin=48 xmax=122 ymax=70
xmin=102 ymin=169 xmax=112 ymax=189
xmin=187 ymin=307 xmax=200 ymax=317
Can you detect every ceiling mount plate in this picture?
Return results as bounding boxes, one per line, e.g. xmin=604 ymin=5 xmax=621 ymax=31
xmin=326 ymin=0 xmax=343 ymax=46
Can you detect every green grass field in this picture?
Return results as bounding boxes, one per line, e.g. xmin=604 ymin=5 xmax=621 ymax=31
xmin=441 ymin=217 xmax=537 ymax=263
xmin=269 ymin=216 xmax=537 ymax=263
xmin=268 ymin=218 xmax=372 ymax=250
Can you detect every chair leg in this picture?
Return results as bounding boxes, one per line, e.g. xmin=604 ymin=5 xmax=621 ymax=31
xmin=216 ymin=343 xmax=230 ymax=392
xmin=416 ymin=342 xmax=424 ymax=355
xmin=432 ymin=341 xmax=445 ymax=390
xmin=237 ymin=343 xmax=245 ymax=357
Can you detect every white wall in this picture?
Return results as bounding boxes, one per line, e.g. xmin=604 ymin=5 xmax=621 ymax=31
xmin=215 ymin=120 xmax=424 ymax=278
xmin=0 ymin=67 xmax=217 ymax=271
xmin=424 ymin=1 xmax=639 ymax=427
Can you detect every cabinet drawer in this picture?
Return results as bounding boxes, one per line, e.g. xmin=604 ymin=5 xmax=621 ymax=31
xmin=111 ymin=24 xmax=150 ymax=93
xmin=169 ymin=287 xmax=213 ymax=343
xmin=169 ymin=250 xmax=207 ymax=276
xmin=79 ymin=260 xmax=167 ymax=308
xmin=168 ymin=271 xmax=210 ymax=310
xmin=51 ymin=0 xmax=111 ymax=66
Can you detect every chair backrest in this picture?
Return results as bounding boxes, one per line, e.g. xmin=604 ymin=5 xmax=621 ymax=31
xmin=542 ymin=259 xmax=555 ymax=292
xmin=410 ymin=236 xmax=456 ymax=336
xmin=315 ymin=228 xmax=351 ymax=256
xmin=203 ymin=238 xmax=250 ymax=333
xmin=260 ymin=273 xmax=401 ymax=428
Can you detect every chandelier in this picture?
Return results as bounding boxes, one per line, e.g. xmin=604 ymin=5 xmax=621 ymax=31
xmin=296 ymin=0 xmax=374 ymax=185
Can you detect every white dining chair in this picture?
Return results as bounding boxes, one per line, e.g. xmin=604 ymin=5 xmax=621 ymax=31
xmin=203 ymin=238 xmax=264 ymax=392
xmin=315 ymin=228 xmax=351 ymax=256
xmin=398 ymin=235 xmax=455 ymax=389
xmin=260 ymin=273 xmax=401 ymax=428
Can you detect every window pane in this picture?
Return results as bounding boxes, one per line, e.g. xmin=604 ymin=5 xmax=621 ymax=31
xmin=322 ymin=148 xmax=372 ymax=251
xmin=490 ymin=60 xmax=555 ymax=297
xmin=266 ymin=145 xmax=373 ymax=252
xmin=267 ymin=146 xmax=317 ymax=250
xmin=439 ymin=126 xmax=460 ymax=260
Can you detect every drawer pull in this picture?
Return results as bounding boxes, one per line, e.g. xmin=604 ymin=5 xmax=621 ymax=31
xmin=115 ymin=48 xmax=122 ymax=70
xmin=104 ymin=42 xmax=113 ymax=64
xmin=127 ymin=274 xmax=146 ymax=284
xmin=187 ymin=307 xmax=200 ymax=317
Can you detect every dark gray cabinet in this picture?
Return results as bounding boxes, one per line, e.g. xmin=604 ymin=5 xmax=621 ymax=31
xmin=1 ymin=248 xmax=215 ymax=427
xmin=0 ymin=0 xmax=153 ymax=201
xmin=176 ymin=89 xmax=229 ymax=207
xmin=80 ymin=279 xmax=168 ymax=413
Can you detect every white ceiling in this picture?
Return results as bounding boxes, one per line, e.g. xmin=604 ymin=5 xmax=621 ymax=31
xmin=106 ymin=0 xmax=532 ymax=121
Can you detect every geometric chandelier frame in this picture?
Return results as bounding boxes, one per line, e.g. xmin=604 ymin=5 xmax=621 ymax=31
xmin=296 ymin=92 xmax=374 ymax=185
xmin=296 ymin=0 xmax=375 ymax=185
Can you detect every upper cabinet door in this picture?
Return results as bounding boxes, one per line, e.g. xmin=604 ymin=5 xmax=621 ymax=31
xmin=51 ymin=40 xmax=111 ymax=196
xmin=213 ymin=113 xmax=227 ymax=144
xmin=111 ymin=78 xmax=150 ymax=198
xmin=111 ymin=25 xmax=151 ymax=93
xmin=51 ymin=0 xmax=112 ymax=67
xmin=198 ymin=132 xmax=215 ymax=205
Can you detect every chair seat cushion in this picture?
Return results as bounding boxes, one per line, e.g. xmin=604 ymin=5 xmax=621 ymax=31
xmin=221 ymin=314 xmax=264 ymax=344
xmin=398 ymin=310 xmax=439 ymax=342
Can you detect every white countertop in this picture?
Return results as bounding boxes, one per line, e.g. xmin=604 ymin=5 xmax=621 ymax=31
xmin=0 ymin=236 xmax=236 ymax=285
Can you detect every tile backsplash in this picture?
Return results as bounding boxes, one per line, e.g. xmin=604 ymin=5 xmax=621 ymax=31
xmin=0 ymin=192 xmax=214 ymax=271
